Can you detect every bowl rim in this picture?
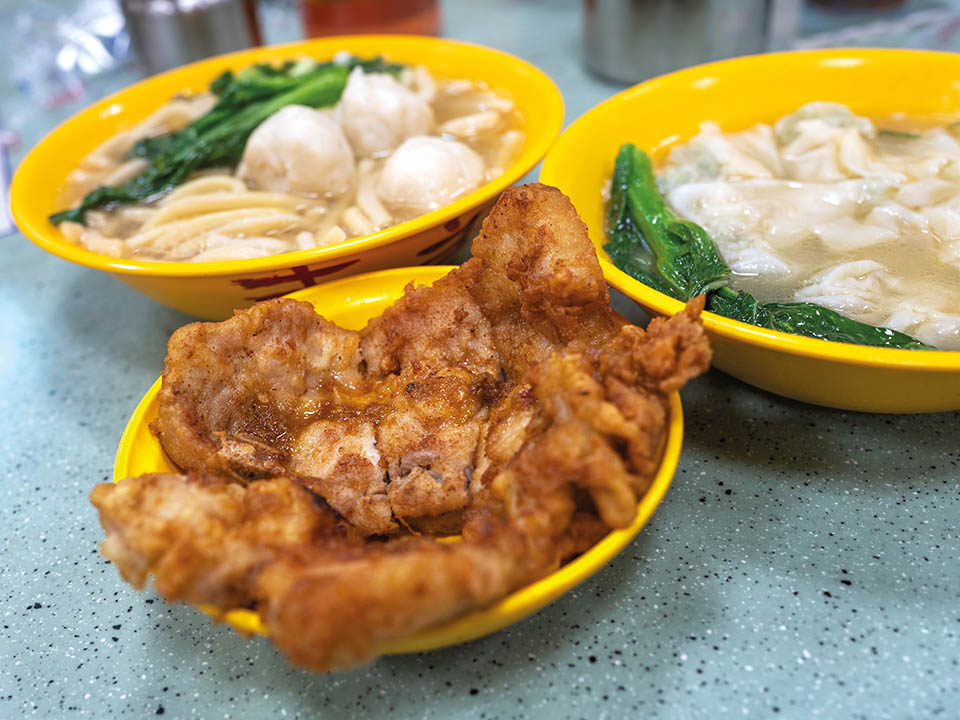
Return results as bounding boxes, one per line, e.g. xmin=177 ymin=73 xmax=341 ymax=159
xmin=111 ymin=265 xmax=683 ymax=652
xmin=11 ymin=34 xmax=564 ymax=278
xmin=540 ymin=47 xmax=960 ymax=369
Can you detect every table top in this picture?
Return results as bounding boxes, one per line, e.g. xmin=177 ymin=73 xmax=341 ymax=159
xmin=2 ymin=1 xmax=959 ymax=718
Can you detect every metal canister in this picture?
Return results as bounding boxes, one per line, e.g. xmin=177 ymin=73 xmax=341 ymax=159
xmin=582 ymin=0 xmax=772 ymax=84
xmin=120 ymin=0 xmax=262 ymax=75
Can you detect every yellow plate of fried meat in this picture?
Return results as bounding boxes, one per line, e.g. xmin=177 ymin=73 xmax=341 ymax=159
xmin=97 ymin=185 xmax=709 ymax=672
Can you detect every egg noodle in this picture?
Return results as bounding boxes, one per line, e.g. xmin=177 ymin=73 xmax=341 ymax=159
xmin=59 ymin=66 xmax=525 ymax=262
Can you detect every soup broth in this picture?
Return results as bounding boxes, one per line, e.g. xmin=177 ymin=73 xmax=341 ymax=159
xmin=658 ymin=103 xmax=960 ymax=350
xmin=58 ymin=62 xmax=525 ymax=263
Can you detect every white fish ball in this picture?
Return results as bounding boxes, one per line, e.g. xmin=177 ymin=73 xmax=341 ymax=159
xmin=338 ymin=68 xmax=434 ymax=158
xmin=376 ymin=136 xmax=485 ymax=220
xmin=238 ymin=105 xmax=356 ymax=197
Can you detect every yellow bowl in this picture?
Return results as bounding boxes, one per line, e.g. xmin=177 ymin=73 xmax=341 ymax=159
xmin=541 ymin=48 xmax=960 ymax=413
xmin=12 ymin=35 xmax=563 ymax=320
xmin=113 ymin=266 xmax=683 ymax=652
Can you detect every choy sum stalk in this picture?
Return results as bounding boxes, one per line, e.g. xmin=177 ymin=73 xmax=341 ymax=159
xmin=605 ymin=144 xmax=729 ymax=300
xmin=604 ymin=143 xmax=934 ymax=350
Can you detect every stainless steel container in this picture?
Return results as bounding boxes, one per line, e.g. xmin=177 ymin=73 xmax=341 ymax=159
xmin=121 ymin=0 xmax=261 ymax=75
xmin=582 ymin=0 xmax=772 ymax=84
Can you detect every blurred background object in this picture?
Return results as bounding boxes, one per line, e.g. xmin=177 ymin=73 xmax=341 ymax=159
xmin=582 ymin=0 xmax=776 ymax=84
xmin=299 ymin=0 xmax=439 ymax=36
xmin=0 ymin=0 xmax=134 ymax=234
xmin=580 ymin=0 xmax=960 ymax=83
xmin=790 ymin=0 xmax=960 ymax=48
xmin=810 ymin=0 xmax=905 ymax=8
xmin=1 ymin=124 xmax=14 ymax=237
xmin=120 ymin=0 xmax=262 ymax=74
xmin=2 ymin=0 xmax=960 ymax=173
xmin=2 ymin=0 xmax=130 ymax=111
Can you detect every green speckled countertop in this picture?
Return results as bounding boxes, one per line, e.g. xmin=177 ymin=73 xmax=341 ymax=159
xmin=1 ymin=1 xmax=959 ymax=718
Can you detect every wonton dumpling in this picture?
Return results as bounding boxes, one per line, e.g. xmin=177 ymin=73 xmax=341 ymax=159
xmin=811 ymin=215 xmax=898 ymax=253
xmin=795 ymin=260 xmax=895 ymax=324
xmin=659 ymin=122 xmax=776 ymax=191
xmin=695 ymin=123 xmax=774 ymax=181
xmin=890 ymin=128 xmax=960 ymax=180
xmin=866 ymin=203 xmax=929 ymax=235
xmin=338 ymin=68 xmax=434 ymax=158
xmin=896 ymin=179 xmax=957 ymax=208
xmin=731 ymin=123 xmax=783 ymax=177
xmin=666 ymin=178 xmax=889 ymax=255
xmin=836 ymin=130 xmax=906 ymax=184
xmin=774 ymin=104 xmax=907 ymax=184
xmin=376 ymin=136 xmax=484 ymax=220
xmin=780 ymin=122 xmax=851 ymax=182
xmin=922 ymin=205 xmax=960 ymax=242
xmin=774 ymin=102 xmax=875 ymax=145
xmin=726 ymin=245 xmax=793 ymax=281
xmin=885 ymin=305 xmax=960 ymax=350
xmin=926 ymin=205 xmax=960 ymax=267
xmin=238 ymin=105 xmax=356 ymax=196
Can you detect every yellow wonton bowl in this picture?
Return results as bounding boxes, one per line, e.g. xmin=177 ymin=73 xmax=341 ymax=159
xmin=113 ymin=266 xmax=683 ymax=653
xmin=12 ymin=36 xmax=563 ymax=320
xmin=540 ymin=48 xmax=960 ymax=414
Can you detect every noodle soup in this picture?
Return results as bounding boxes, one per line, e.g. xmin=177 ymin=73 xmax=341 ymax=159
xmin=56 ymin=59 xmax=525 ymax=263
xmin=658 ymin=103 xmax=960 ymax=350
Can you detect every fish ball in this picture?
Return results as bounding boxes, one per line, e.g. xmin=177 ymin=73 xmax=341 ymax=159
xmin=338 ymin=68 xmax=434 ymax=158
xmin=376 ymin=137 xmax=485 ymax=219
xmin=238 ymin=105 xmax=356 ymax=196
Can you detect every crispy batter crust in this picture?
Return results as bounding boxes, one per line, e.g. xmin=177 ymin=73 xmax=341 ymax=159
xmin=92 ymin=184 xmax=712 ymax=672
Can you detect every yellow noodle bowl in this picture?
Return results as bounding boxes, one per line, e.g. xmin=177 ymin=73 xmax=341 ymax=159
xmin=11 ymin=36 xmax=564 ymax=319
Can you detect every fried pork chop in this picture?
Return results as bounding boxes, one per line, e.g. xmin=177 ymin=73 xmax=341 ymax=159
xmin=152 ymin=184 xmax=624 ymax=533
xmin=92 ymin=183 xmax=712 ymax=671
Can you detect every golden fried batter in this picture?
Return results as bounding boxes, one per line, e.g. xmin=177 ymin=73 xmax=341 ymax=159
xmin=153 ymin=185 xmax=624 ymax=531
xmin=152 ymin=299 xmax=400 ymax=535
xmin=459 ymin=183 xmax=619 ymax=378
xmin=91 ymin=183 xmax=712 ymax=672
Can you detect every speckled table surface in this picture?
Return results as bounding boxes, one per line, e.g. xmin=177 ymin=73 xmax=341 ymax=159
xmin=2 ymin=2 xmax=960 ymax=719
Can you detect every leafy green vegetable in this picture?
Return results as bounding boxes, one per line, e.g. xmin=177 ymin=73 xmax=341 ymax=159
xmin=51 ymin=56 xmax=404 ymax=225
xmin=878 ymin=128 xmax=920 ymax=139
xmin=604 ymin=143 xmax=935 ymax=350
xmin=707 ymin=286 xmax=931 ymax=349
xmin=605 ymin=144 xmax=729 ymax=300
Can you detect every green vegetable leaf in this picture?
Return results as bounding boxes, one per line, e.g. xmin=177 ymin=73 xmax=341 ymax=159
xmin=708 ymin=287 xmax=934 ymax=349
xmin=604 ymin=144 xmax=729 ymax=300
xmin=878 ymin=128 xmax=920 ymax=139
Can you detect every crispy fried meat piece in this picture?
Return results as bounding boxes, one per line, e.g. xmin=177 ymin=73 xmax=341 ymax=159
xmin=287 ymin=419 xmax=394 ymax=535
xmin=95 ymin=184 xmax=712 ymax=671
xmin=91 ymin=471 xmax=527 ymax=670
xmin=459 ymin=183 xmax=619 ymax=379
xmin=378 ymin=370 xmax=488 ymax=523
xmin=153 ymin=184 xmax=622 ymax=532
xmin=154 ymin=298 xmax=366 ymax=481
xmin=153 ymin=299 xmax=397 ymax=535
xmin=90 ymin=474 xmax=358 ymax=609
xmin=92 ymin=296 xmax=710 ymax=671
xmin=358 ymin=274 xmax=504 ymax=527
xmin=360 ymin=274 xmax=499 ymax=378
xmin=262 ymin=538 xmax=525 ymax=670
